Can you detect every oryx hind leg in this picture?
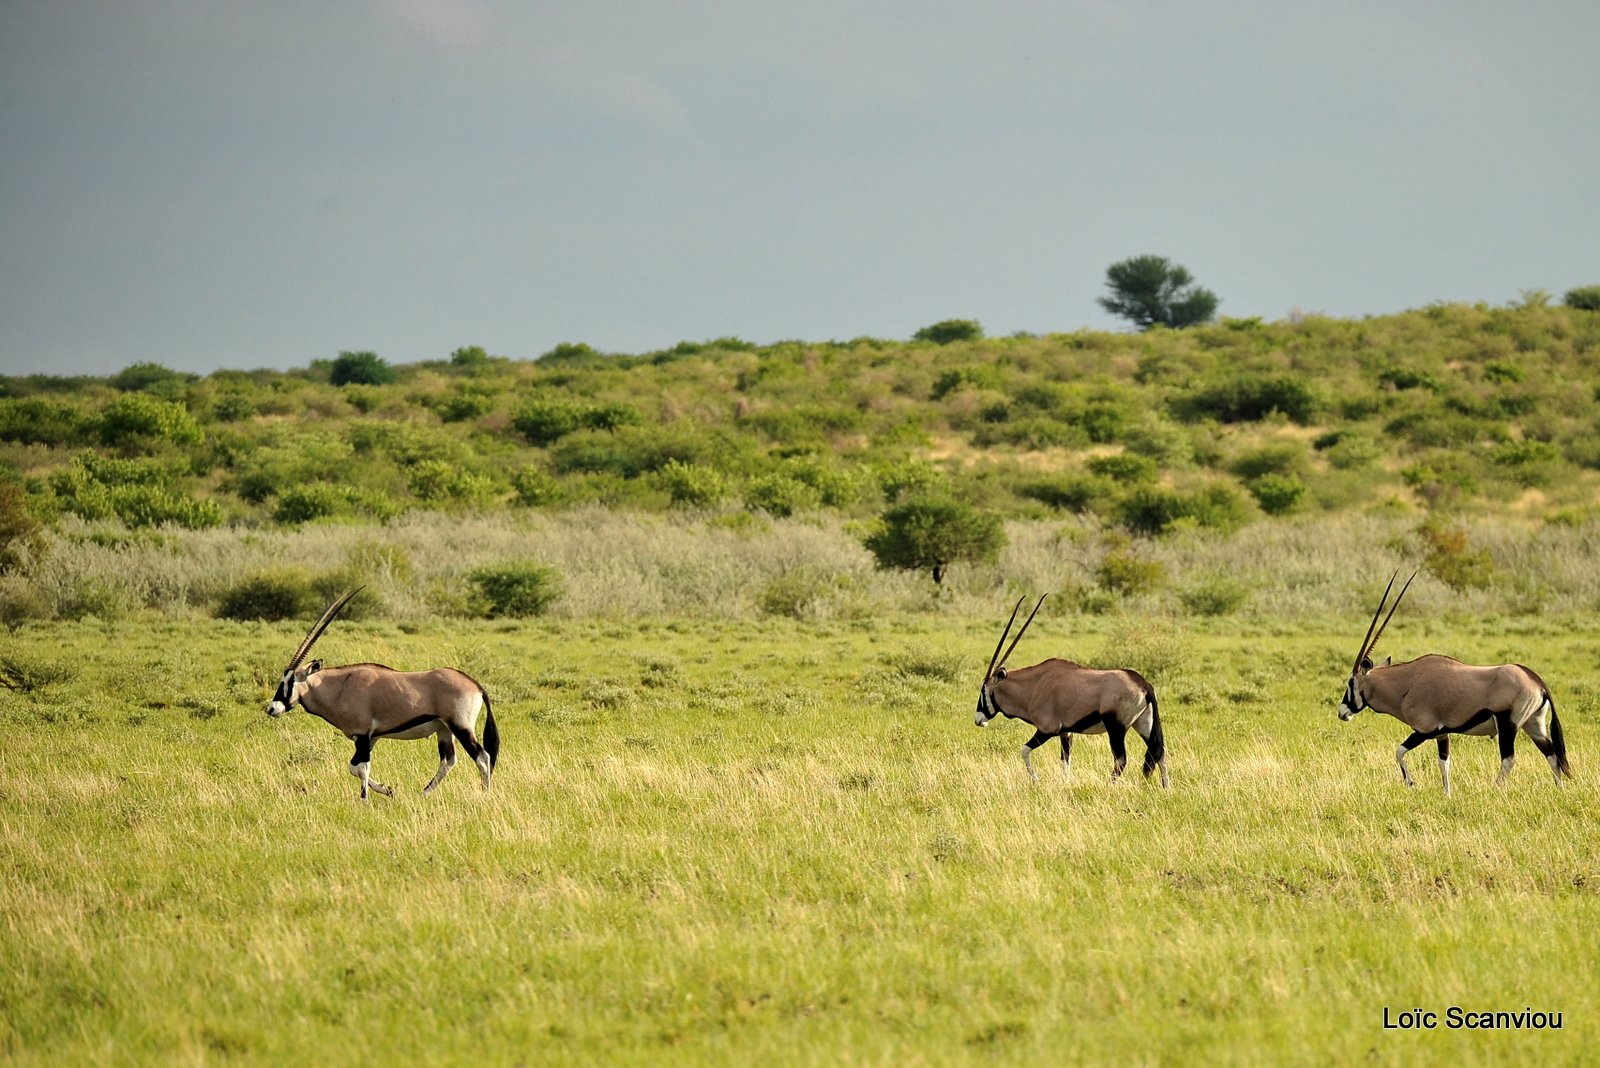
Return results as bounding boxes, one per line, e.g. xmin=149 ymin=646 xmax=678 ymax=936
xmin=1104 ymin=719 xmax=1128 ymax=782
xmin=349 ymin=735 xmax=395 ymax=802
xmin=1059 ymin=733 xmax=1072 ymax=779
xmin=1494 ymin=712 xmax=1516 ymax=784
xmin=1436 ymin=735 xmax=1451 ymax=797
xmin=423 ymin=725 xmax=457 ymax=794
xmin=448 ymin=723 xmax=492 ymax=790
xmin=1518 ymin=703 xmax=1563 ymax=784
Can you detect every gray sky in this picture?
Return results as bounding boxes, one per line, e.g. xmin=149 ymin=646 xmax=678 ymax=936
xmin=2 ymin=1 xmax=1597 ymax=377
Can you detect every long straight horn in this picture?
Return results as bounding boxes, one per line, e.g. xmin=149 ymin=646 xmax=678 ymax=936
xmin=986 ymin=596 xmax=1026 ymax=679
xmin=1353 ymin=569 xmax=1399 ymax=670
xmin=997 ymin=594 xmax=1047 ymax=671
xmin=1364 ymin=570 xmax=1417 ymax=663
xmin=288 ymin=586 xmax=364 ymax=670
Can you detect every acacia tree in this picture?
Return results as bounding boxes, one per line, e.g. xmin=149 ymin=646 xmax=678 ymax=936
xmin=864 ymin=497 xmax=1004 ymax=584
xmin=1098 ymin=255 xmax=1219 ymax=330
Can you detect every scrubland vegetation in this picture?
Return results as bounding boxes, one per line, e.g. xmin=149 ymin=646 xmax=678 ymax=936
xmin=3 ymin=299 xmax=1600 ymax=1063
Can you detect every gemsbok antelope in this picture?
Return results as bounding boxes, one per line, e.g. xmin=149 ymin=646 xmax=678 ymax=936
xmin=1337 ymin=570 xmax=1569 ymax=794
xmin=974 ymin=595 xmax=1169 ymax=788
xmin=265 ymin=588 xmax=500 ymax=801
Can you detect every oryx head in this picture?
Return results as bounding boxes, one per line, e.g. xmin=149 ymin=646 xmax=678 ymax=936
xmin=266 ymin=587 xmax=362 ymax=717
xmin=975 ymin=594 xmax=1045 ymax=726
xmin=1338 ymin=570 xmax=1414 ymax=721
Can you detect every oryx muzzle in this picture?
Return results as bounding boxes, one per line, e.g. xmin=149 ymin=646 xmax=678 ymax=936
xmin=1338 ymin=571 xmax=1568 ymax=794
xmin=975 ymin=594 xmax=1169 ymax=788
xmin=266 ymin=588 xmax=501 ymax=800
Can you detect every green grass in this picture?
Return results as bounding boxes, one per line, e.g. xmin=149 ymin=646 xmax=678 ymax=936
xmin=2 ymin=614 xmax=1595 ymax=1064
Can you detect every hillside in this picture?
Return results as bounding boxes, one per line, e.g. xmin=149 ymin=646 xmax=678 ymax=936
xmin=4 ymin=302 xmax=1600 ymax=624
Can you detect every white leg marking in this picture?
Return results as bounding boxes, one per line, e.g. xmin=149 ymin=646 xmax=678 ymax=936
xmin=351 ymin=760 xmax=371 ymax=802
xmin=1020 ymin=746 xmax=1037 ymax=782
xmin=423 ymin=751 xmax=456 ymax=794
xmin=475 ymin=750 xmax=493 ymax=790
xmin=1497 ymin=755 xmax=1514 ymax=784
xmin=1547 ymin=752 xmax=1562 ymax=784
xmin=1395 ymin=744 xmax=1414 ymax=787
xmin=1440 ymin=757 xmax=1450 ymax=797
xmin=1159 ymin=759 xmax=1170 ymax=790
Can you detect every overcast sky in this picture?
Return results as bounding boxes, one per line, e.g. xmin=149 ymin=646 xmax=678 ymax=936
xmin=2 ymin=1 xmax=1596 ymax=377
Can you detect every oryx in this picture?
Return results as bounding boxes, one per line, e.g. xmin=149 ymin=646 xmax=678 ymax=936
xmin=974 ymin=595 xmax=1169 ymax=788
xmin=266 ymin=588 xmax=500 ymax=800
xmin=1337 ymin=570 xmax=1569 ymax=794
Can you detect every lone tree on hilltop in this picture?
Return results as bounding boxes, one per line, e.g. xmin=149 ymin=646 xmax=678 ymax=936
xmin=913 ymin=319 xmax=984 ymax=345
xmin=329 ymin=350 xmax=396 ymax=386
xmin=864 ymin=497 xmax=1004 ymax=585
xmin=1098 ymin=255 xmax=1219 ymax=331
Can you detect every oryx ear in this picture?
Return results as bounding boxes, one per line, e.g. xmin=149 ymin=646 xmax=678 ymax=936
xmin=1377 ymin=656 xmax=1391 ymax=667
xmin=308 ymin=659 xmax=323 ymax=673
xmin=994 ymin=666 xmax=1007 ymax=680
xmin=1359 ymin=656 xmax=1373 ymax=671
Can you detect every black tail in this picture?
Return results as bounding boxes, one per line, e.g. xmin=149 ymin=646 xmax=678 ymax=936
xmin=1141 ymin=691 xmax=1166 ymax=779
xmin=481 ymin=690 xmax=500 ymax=769
xmin=1549 ymin=699 xmax=1570 ymax=779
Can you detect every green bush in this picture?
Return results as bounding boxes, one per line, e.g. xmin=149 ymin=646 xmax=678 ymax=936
xmin=1116 ymin=484 xmax=1248 ymax=535
xmin=510 ymin=467 xmax=559 ymax=507
xmin=1416 ymin=520 xmax=1493 ymax=591
xmin=744 ymin=474 xmax=820 ymax=517
xmin=110 ymin=362 xmax=194 ymax=395
xmin=329 ymin=351 xmax=396 ymax=386
xmin=407 ymin=460 xmax=498 ymax=506
xmin=1247 ymin=474 xmax=1307 ymax=515
xmin=470 ymin=560 xmax=563 ymax=617
xmin=0 ymin=479 xmax=43 ymax=574
xmin=107 ymin=484 xmax=225 ymax=529
xmin=216 ymin=569 xmax=318 ymax=621
xmin=1170 ymin=374 xmax=1319 ymax=424
xmin=274 ymin=484 xmax=347 ymax=524
xmin=1178 ymin=573 xmax=1250 ymax=616
xmin=1563 ymin=285 xmax=1600 ymax=311
xmin=1095 ymin=550 xmax=1165 ymax=595
xmin=0 ymin=398 xmax=91 ymax=445
xmin=1087 ymin=453 xmax=1157 ymax=484
xmin=1229 ymin=444 xmax=1305 ymax=480
xmin=931 ymin=365 xmax=1004 ymax=399
xmin=656 ymin=459 xmax=729 ymax=508
xmin=914 ymin=319 xmax=984 ymax=345
xmin=98 ymin=393 xmax=204 ymax=449
xmin=1015 ymin=474 xmax=1106 ymax=513
xmin=512 ymin=398 xmax=585 ymax=445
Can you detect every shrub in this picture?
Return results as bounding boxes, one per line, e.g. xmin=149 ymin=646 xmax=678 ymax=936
xmin=1170 ymin=374 xmax=1319 ymax=424
xmin=931 ymin=365 xmax=1004 ymax=399
xmin=657 ymin=459 xmax=729 ymax=508
xmin=878 ymin=460 xmax=949 ymax=503
xmin=1247 ymin=474 xmax=1307 ymax=515
xmin=433 ymin=389 xmax=495 ymax=423
xmin=1178 ymin=573 xmax=1250 ymax=616
xmin=1015 ymin=474 xmax=1106 ymax=513
xmin=539 ymin=341 xmax=602 ymax=364
xmin=1087 ymin=453 xmax=1157 ymax=484
xmin=744 ymin=474 xmax=820 ymax=517
xmin=510 ymin=467 xmax=559 ymax=507
xmin=1229 ymin=443 xmax=1305 ymax=480
xmin=913 ymin=319 xmax=984 ymax=345
xmin=407 ymin=460 xmax=499 ymax=505
xmin=0 ymin=650 xmax=79 ymax=692
xmin=329 ymin=351 xmax=396 ymax=386
xmin=274 ymin=484 xmax=347 ymax=524
xmin=216 ymin=570 xmax=318 ymax=621
xmin=781 ymin=455 xmax=863 ymax=508
xmin=470 ymin=560 xmax=563 ymax=617
xmin=0 ymin=398 xmax=91 ymax=445
xmin=110 ymin=362 xmax=194 ymax=395
xmin=863 ymin=497 xmax=1005 ymax=584
xmin=108 ymin=484 xmax=225 ymax=529
xmin=450 ymin=345 xmax=490 ymax=368
xmin=1490 ymin=440 xmax=1561 ymax=486
xmin=0 ymin=479 xmax=43 ymax=574
xmin=511 ymin=398 xmax=584 ymax=445
xmin=98 ymin=393 xmax=203 ymax=449
xmin=1114 ymin=486 xmax=1189 ymax=535
xmin=1095 ymin=550 xmax=1165 ymax=596
xmin=211 ymin=392 xmax=259 ymax=422
xmin=1563 ymin=285 xmax=1600 ymax=311
xmin=1416 ymin=520 xmax=1493 ymax=591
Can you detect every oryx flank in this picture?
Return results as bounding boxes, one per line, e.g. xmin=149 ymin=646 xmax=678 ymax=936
xmin=975 ymin=595 xmax=1169 ymax=788
xmin=266 ymin=588 xmax=500 ymax=801
xmin=1338 ymin=570 xmax=1569 ymax=795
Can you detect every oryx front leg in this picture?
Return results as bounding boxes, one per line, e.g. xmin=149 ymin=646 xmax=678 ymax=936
xmin=1059 ymin=733 xmax=1073 ymax=780
xmin=349 ymin=736 xmax=394 ymax=802
xmin=423 ymin=727 xmax=457 ymax=795
xmin=1020 ymin=730 xmax=1051 ymax=782
xmin=1436 ymin=735 xmax=1451 ymax=797
xmin=1395 ymin=732 xmax=1426 ymax=788
xmin=1494 ymin=712 xmax=1516 ymax=784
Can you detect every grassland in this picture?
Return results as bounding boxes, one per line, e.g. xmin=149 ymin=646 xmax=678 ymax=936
xmin=2 ymin=611 xmax=1596 ymax=1065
